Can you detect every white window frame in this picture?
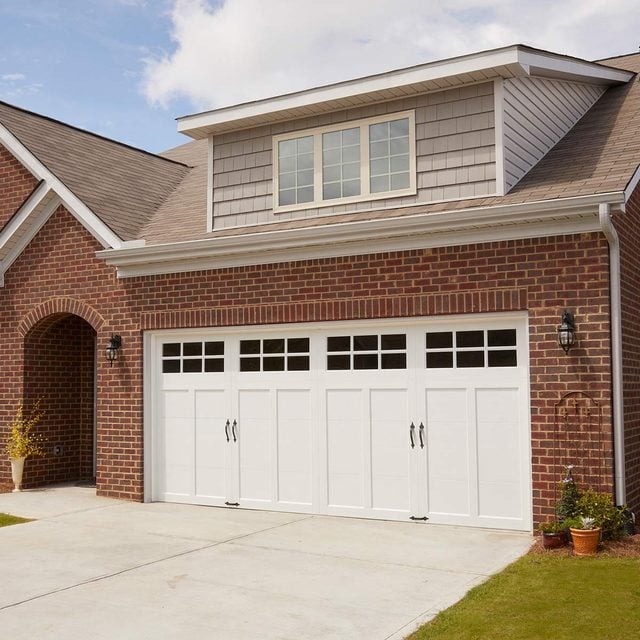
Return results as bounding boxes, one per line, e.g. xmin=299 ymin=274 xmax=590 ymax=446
xmin=272 ymin=110 xmax=416 ymax=213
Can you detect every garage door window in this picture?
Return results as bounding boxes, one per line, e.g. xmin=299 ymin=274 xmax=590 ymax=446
xmin=240 ymin=337 xmax=310 ymax=372
xmin=426 ymin=329 xmax=517 ymax=368
xmin=162 ymin=341 xmax=225 ymax=373
xmin=327 ymin=334 xmax=407 ymax=370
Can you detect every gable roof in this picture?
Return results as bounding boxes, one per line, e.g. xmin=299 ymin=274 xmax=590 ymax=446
xmin=135 ymin=51 xmax=640 ymax=247
xmin=177 ymin=44 xmax=632 ymax=139
xmin=509 ymin=52 xmax=640 ymax=201
xmin=1 ymin=49 xmax=640 ymax=265
xmin=0 ymin=101 xmax=189 ymax=241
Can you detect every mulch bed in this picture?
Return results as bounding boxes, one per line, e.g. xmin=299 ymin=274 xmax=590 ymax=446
xmin=531 ymin=534 xmax=640 ymax=558
xmin=0 ymin=483 xmax=14 ymax=494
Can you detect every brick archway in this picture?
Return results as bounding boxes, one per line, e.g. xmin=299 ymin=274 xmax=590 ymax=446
xmin=18 ymin=298 xmax=104 ymax=338
xmin=21 ymin=309 xmax=98 ymax=489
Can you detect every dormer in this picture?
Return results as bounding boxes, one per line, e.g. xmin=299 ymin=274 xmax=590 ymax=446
xmin=177 ymin=44 xmax=632 ymax=232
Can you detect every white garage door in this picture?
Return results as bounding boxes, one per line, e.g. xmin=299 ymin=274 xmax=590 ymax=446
xmin=147 ymin=315 xmax=531 ymax=531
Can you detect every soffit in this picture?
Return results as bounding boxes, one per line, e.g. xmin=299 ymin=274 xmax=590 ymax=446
xmin=177 ymin=45 xmax=632 ymax=139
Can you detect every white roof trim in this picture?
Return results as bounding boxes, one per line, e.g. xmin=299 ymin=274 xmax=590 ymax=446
xmin=624 ymin=163 xmax=640 ymax=203
xmin=98 ymin=192 xmax=625 ymax=278
xmin=177 ymin=45 xmax=633 ymax=139
xmin=0 ymin=189 xmax=62 ymax=287
xmin=519 ymin=49 xmax=633 ymax=84
xmin=0 ymin=122 xmax=123 ymax=250
xmin=0 ymin=180 xmax=50 ymax=253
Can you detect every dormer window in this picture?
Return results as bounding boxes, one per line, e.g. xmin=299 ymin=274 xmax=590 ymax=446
xmin=276 ymin=135 xmax=314 ymax=206
xmin=273 ymin=111 xmax=416 ymax=212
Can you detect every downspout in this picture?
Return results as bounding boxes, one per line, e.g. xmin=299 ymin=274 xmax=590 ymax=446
xmin=598 ymin=202 xmax=626 ymax=505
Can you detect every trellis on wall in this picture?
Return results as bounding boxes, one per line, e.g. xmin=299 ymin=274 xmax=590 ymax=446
xmin=554 ymin=391 xmax=608 ymax=492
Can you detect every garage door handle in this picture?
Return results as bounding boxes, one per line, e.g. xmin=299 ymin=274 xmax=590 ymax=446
xmin=418 ymin=423 xmax=425 ymax=449
xmin=224 ymin=419 xmax=230 ymax=443
xmin=232 ymin=419 xmax=237 ymax=442
xmin=409 ymin=422 xmax=416 ymax=449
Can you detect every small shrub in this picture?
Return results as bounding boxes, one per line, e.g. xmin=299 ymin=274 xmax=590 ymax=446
xmin=576 ymin=490 xmax=627 ymax=540
xmin=561 ymin=516 xmax=583 ymax=530
xmin=3 ymin=400 xmax=46 ymax=460
xmin=539 ymin=521 xmax=567 ymax=534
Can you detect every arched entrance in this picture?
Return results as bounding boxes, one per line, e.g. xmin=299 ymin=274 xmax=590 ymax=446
xmin=22 ymin=313 xmax=97 ymax=488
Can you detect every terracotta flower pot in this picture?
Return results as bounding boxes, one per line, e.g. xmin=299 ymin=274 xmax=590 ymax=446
xmin=10 ymin=456 xmax=25 ymax=492
xmin=570 ymin=527 xmax=601 ymax=556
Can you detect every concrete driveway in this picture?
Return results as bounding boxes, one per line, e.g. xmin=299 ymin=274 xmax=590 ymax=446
xmin=0 ymin=486 xmax=532 ymax=639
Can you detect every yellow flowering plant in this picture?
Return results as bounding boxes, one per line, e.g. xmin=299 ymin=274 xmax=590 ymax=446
xmin=4 ymin=400 xmax=47 ymax=460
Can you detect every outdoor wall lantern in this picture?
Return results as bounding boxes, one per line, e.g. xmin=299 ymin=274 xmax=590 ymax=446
xmin=106 ymin=335 xmax=122 ymax=366
xmin=557 ymin=311 xmax=576 ymax=354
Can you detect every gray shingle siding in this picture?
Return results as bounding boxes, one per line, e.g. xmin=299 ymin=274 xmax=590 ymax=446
xmin=211 ymin=83 xmax=496 ymax=230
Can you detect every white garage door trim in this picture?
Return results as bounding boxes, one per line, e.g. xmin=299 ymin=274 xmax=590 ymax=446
xmin=144 ymin=313 xmax=532 ymax=531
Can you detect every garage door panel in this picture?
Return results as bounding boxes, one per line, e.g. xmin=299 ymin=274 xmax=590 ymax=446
xmin=370 ymin=389 xmax=411 ymax=513
xmin=158 ymin=390 xmax=194 ymax=497
xmin=160 ymin=388 xmax=192 ymax=418
xmin=276 ymin=389 xmax=312 ymax=506
xmin=194 ymin=389 xmax=228 ymax=500
xmin=327 ymin=389 xmax=365 ymax=509
xmin=238 ymin=389 xmax=272 ymax=503
xmin=476 ymin=388 xmax=522 ymax=520
xmin=160 ymin=417 xmax=194 ymax=496
xmin=425 ymin=389 xmax=470 ymax=516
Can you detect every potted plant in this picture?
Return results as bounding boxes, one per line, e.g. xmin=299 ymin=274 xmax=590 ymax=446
xmin=3 ymin=400 xmax=46 ymax=491
xmin=575 ymin=489 xmax=627 ymax=541
xmin=569 ymin=516 xmax=601 ymax=556
xmin=539 ymin=521 xmax=569 ymax=549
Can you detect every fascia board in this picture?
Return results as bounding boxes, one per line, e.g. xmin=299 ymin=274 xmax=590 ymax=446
xmin=177 ymin=46 xmax=526 ymax=137
xmin=0 ymin=192 xmax=62 ymax=285
xmin=177 ymin=46 xmax=633 ymax=139
xmin=104 ymin=216 xmax=603 ymax=279
xmin=0 ymin=180 xmax=50 ymax=252
xmin=518 ymin=50 xmax=634 ymax=85
xmin=98 ymin=192 xmax=624 ymax=277
xmin=624 ymin=163 xmax=640 ymax=202
xmin=0 ymin=122 xmax=123 ymax=249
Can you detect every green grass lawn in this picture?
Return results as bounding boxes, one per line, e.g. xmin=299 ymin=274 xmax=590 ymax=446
xmin=407 ymin=552 xmax=640 ymax=640
xmin=0 ymin=513 xmax=31 ymax=527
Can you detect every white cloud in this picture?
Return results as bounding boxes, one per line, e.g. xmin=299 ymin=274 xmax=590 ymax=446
xmin=0 ymin=72 xmax=42 ymax=100
xmin=142 ymin=0 xmax=640 ymax=111
xmin=1 ymin=73 xmax=26 ymax=81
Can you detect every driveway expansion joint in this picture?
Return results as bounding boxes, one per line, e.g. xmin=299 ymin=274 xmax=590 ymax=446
xmin=0 ymin=512 xmax=315 ymax=612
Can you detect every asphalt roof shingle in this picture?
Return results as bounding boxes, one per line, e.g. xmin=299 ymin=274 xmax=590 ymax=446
xmin=0 ymin=52 xmax=639 ymax=247
xmin=0 ymin=102 xmax=189 ymax=241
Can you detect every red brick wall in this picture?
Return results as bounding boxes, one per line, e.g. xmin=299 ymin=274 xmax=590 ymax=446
xmin=615 ymin=184 xmax=640 ymax=518
xmin=22 ymin=314 xmax=95 ymax=486
xmin=0 ymin=144 xmax=38 ymax=230
xmin=0 ymin=205 xmax=615 ymax=525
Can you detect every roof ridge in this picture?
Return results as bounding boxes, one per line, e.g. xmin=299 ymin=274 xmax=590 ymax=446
xmin=0 ymin=99 xmax=190 ymax=169
xmin=594 ymin=51 xmax=640 ymax=63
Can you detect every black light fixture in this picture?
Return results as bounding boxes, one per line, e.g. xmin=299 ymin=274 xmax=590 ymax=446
xmin=106 ymin=335 xmax=122 ymax=366
xmin=557 ymin=311 xmax=576 ymax=354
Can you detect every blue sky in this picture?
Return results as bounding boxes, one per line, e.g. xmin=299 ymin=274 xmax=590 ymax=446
xmin=0 ymin=0 xmax=637 ymax=154
xmin=0 ymin=0 xmax=191 ymax=151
